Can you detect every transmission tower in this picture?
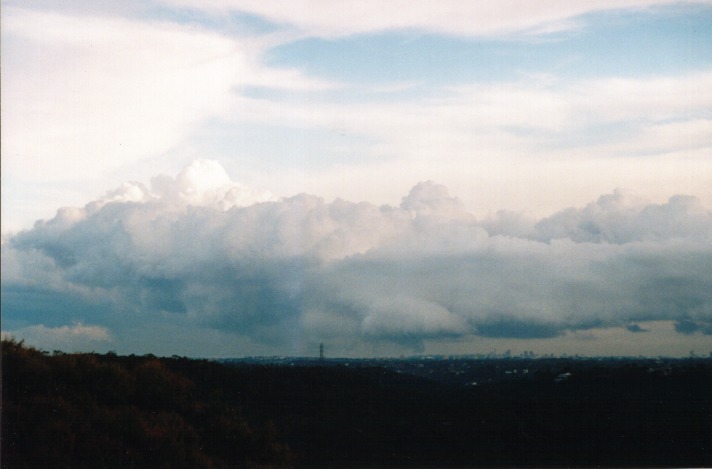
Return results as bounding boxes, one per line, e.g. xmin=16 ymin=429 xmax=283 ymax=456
xmin=319 ymin=343 xmax=324 ymax=360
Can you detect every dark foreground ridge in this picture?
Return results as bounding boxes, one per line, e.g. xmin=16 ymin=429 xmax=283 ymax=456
xmin=3 ymin=339 xmax=711 ymax=468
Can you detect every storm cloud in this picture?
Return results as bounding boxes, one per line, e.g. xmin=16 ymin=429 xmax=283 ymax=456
xmin=2 ymin=160 xmax=711 ymax=356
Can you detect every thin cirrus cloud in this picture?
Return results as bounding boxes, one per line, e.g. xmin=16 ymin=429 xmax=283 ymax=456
xmin=2 ymin=7 xmax=240 ymax=181
xmin=159 ymin=0 xmax=712 ymax=37
xmin=224 ymin=72 xmax=712 ymax=171
xmin=2 ymin=161 xmax=711 ymax=356
xmin=1 ymin=6 xmax=331 ymax=184
xmin=224 ymin=70 xmax=712 ymax=217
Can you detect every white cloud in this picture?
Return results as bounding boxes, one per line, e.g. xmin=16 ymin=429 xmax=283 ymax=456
xmin=3 ymin=1 xmax=710 ymax=236
xmin=572 ymin=72 xmax=712 ymax=123
xmin=2 ymin=7 xmax=242 ymax=182
xmin=4 ymin=323 xmax=113 ymax=352
xmin=224 ymin=69 xmax=712 ymax=218
xmin=149 ymin=159 xmax=276 ymax=209
xmin=0 ymin=5 xmax=331 ymax=232
xmin=0 ymin=7 xmax=324 ymax=182
xmin=532 ymin=189 xmax=712 ymax=243
xmin=588 ymin=119 xmax=712 ymax=157
xmin=2 ymin=161 xmax=710 ymax=356
xmin=2 ymin=3 xmax=711 ymax=358
xmin=361 ymin=296 xmax=469 ymax=338
xmin=158 ymin=0 xmax=712 ymax=38
xmin=228 ymin=70 xmax=711 ymax=154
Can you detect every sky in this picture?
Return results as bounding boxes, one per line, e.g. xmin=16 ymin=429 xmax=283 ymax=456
xmin=2 ymin=0 xmax=711 ymax=357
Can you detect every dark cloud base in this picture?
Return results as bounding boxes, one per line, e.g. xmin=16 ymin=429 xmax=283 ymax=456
xmin=3 ymin=162 xmax=711 ymax=355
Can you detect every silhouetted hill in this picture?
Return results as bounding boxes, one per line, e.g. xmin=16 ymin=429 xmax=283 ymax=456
xmin=3 ymin=339 xmax=711 ymax=467
xmin=2 ymin=339 xmax=292 ymax=468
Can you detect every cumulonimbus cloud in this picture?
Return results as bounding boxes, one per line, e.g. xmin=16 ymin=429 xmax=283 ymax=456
xmin=2 ymin=161 xmax=711 ymax=354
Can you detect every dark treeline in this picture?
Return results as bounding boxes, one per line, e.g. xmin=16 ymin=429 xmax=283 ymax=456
xmin=2 ymin=339 xmax=292 ymax=468
xmin=3 ymin=339 xmax=711 ymax=468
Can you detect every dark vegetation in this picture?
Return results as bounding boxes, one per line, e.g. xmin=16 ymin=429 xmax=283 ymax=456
xmin=2 ymin=339 xmax=291 ymax=468
xmin=3 ymin=339 xmax=711 ymax=468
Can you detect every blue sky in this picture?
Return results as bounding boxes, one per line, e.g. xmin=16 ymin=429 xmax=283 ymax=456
xmin=1 ymin=1 xmax=711 ymax=357
xmin=268 ymin=7 xmax=712 ymax=85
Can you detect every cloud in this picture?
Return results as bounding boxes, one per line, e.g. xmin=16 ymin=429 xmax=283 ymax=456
xmin=0 ymin=5 xmax=330 ymax=232
xmin=311 ymin=72 xmax=712 ymax=152
xmin=3 ymin=2 xmax=711 ymax=235
xmin=3 ymin=323 xmax=113 ymax=352
xmin=571 ymin=72 xmax=712 ymax=123
xmin=223 ymin=71 xmax=712 ymax=218
xmin=149 ymin=159 xmax=276 ymax=209
xmin=158 ymin=0 xmax=712 ymax=38
xmin=2 ymin=7 xmax=237 ymax=182
xmin=674 ymin=318 xmax=712 ymax=335
xmin=626 ymin=324 xmax=647 ymax=333
xmin=3 ymin=160 xmax=711 ymax=356
xmin=531 ymin=189 xmax=712 ymax=243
